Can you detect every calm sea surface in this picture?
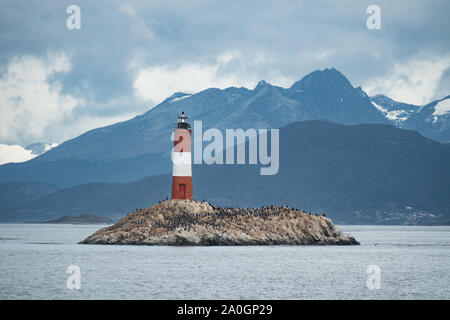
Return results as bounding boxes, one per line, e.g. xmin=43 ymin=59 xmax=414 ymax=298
xmin=0 ymin=224 xmax=449 ymax=299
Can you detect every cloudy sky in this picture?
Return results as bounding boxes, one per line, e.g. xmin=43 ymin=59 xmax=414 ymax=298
xmin=0 ymin=0 xmax=449 ymax=146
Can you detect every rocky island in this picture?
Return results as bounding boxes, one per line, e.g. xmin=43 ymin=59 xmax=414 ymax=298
xmin=81 ymin=200 xmax=359 ymax=245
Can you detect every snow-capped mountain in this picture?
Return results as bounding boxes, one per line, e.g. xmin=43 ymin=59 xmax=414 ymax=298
xmin=0 ymin=67 xmax=449 ymax=186
xmin=0 ymin=142 xmax=58 ymax=165
xmin=1 ymin=67 xmax=449 ymax=224
xmin=370 ymin=94 xmax=450 ymax=143
xmin=34 ymin=68 xmax=389 ymax=163
xmin=403 ymin=96 xmax=450 ymax=143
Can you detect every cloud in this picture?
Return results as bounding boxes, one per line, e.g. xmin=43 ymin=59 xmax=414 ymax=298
xmin=132 ymin=54 xmax=250 ymax=104
xmin=0 ymin=144 xmax=36 ymax=165
xmin=117 ymin=4 xmax=156 ymax=42
xmin=1 ymin=0 xmax=449 ymax=144
xmin=46 ymin=112 xmax=139 ymax=144
xmin=0 ymin=53 xmax=83 ymax=145
xmin=363 ymin=55 xmax=450 ymax=105
xmin=0 ymin=53 xmax=142 ymax=146
xmin=132 ymin=51 xmax=294 ymax=105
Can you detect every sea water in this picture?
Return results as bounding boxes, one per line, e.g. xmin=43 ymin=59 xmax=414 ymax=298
xmin=0 ymin=224 xmax=449 ymax=299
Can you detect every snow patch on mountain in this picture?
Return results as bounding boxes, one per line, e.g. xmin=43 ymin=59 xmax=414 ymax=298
xmin=371 ymin=102 xmax=409 ymax=122
xmin=169 ymin=94 xmax=192 ymax=103
xmin=432 ymin=98 xmax=450 ymax=122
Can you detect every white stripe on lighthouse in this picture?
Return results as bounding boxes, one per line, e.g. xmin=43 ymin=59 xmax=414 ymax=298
xmin=172 ymin=152 xmax=192 ymax=176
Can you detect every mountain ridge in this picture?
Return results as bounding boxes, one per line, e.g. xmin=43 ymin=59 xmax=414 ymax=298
xmin=2 ymin=121 xmax=449 ymax=225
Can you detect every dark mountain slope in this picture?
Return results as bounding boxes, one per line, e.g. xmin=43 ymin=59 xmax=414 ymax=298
xmin=0 ymin=153 xmax=167 ymax=187
xmin=1 ymin=175 xmax=169 ymax=222
xmin=3 ymin=121 xmax=450 ymax=225
xmin=0 ymin=181 xmax=59 ymax=212
xmin=196 ymin=121 xmax=450 ymax=224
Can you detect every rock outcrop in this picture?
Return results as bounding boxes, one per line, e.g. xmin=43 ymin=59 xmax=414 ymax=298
xmin=81 ymin=200 xmax=359 ymax=245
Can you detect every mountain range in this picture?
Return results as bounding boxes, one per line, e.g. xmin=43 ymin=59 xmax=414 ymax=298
xmin=1 ymin=68 xmax=449 ymax=187
xmin=0 ymin=68 xmax=449 ymax=224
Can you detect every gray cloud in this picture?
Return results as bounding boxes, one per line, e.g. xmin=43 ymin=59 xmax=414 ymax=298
xmin=0 ymin=0 xmax=449 ymax=145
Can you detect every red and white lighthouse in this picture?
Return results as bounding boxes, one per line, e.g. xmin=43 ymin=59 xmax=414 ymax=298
xmin=171 ymin=111 xmax=193 ymax=199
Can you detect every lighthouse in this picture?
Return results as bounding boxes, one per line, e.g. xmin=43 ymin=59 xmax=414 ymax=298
xmin=171 ymin=111 xmax=193 ymax=199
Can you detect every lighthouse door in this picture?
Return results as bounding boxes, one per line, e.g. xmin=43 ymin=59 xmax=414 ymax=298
xmin=179 ymin=184 xmax=186 ymax=199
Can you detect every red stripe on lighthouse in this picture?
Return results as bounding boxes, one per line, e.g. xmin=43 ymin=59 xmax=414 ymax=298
xmin=171 ymin=176 xmax=193 ymax=199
